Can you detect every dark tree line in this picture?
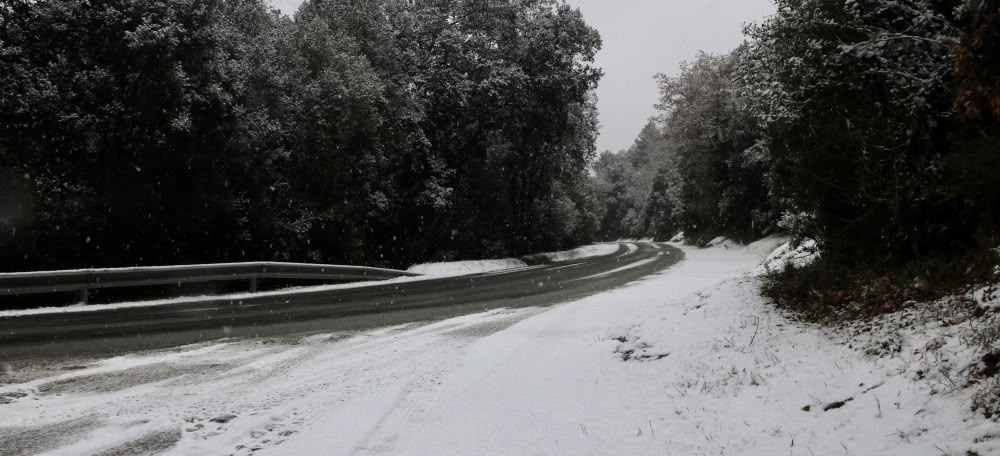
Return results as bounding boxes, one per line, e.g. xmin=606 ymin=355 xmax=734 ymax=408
xmin=595 ymin=0 xmax=999 ymax=267
xmin=0 ymin=0 xmax=602 ymax=271
xmin=593 ymin=50 xmax=773 ymax=244
xmin=590 ymin=121 xmax=673 ymax=241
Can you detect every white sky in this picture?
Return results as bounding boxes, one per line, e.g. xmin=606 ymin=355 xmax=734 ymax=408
xmin=268 ymin=0 xmax=775 ymax=153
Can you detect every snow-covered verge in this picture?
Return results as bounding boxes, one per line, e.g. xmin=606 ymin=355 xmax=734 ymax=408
xmin=607 ymin=262 xmax=1000 ymax=455
xmin=406 ymin=243 xmax=621 ymax=276
xmin=533 ymin=243 xmax=621 ymax=262
xmin=2 ymin=241 xmax=997 ymax=455
xmin=382 ymin=244 xmax=998 ymax=455
xmin=752 ymin=237 xmax=820 ymax=275
xmin=705 ymin=235 xmax=742 ymax=249
xmin=405 ymin=258 xmax=531 ymax=277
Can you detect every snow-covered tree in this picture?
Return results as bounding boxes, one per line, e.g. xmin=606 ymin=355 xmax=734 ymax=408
xmin=741 ymin=0 xmax=963 ymax=260
xmin=654 ymin=51 xmax=772 ymax=242
xmin=0 ymin=0 xmax=604 ymax=270
xmin=591 ymin=121 xmax=676 ymax=240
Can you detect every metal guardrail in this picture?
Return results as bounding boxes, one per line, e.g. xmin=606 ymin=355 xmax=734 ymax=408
xmin=0 ymin=262 xmax=421 ymax=303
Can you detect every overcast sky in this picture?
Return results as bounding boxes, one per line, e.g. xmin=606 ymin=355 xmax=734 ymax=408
xmin=268 ymin=0 xmax=775 ymax=153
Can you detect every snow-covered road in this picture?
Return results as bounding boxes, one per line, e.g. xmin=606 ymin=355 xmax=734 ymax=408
xmin=1 ymin=242 xmax=997 ymax=455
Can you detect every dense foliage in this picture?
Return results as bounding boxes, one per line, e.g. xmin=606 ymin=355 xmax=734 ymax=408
xmin=590 ymin=121 xmax=673 ymax=240
xmin=3 ymin=0 xmax=997 ymax=282
xmin=0 ymin=0 xmax=602 ymax=271
xmin=749 ymin=0 xmax=1000 ymax=318
xmin=596 ymin=0 xmax=998 ymax=264
xmin=593 ymin=50 xmax=774 ymax=244
xmin=743 ymin=0 xmax=963 ymax=262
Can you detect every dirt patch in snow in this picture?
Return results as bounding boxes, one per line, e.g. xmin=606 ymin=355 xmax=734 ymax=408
xmin=610 ymin=334 xmax=670 ymax=362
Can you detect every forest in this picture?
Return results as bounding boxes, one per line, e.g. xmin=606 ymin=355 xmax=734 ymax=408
xmin=2 ymin=0 xmax=999 ymax=313
xmin=0 ymin=0 xmax=603 ymax=270
xmin=593 ymin=0 xmax=999 ymax=316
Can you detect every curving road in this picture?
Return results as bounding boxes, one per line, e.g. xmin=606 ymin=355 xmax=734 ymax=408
xmin=0 ymin=242 xmax=682 ymax=362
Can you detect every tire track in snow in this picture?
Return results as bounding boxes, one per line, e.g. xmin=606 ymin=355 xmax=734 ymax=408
xmin=0 ymin=307 xmax=543 ymax=455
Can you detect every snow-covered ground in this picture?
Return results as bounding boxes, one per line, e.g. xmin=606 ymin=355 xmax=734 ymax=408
xmin=406 ymin=243 xmax=620 ymax=277
xmin=752 ymin=237 xmax=819 ymax=275
xmin=1 ymin=240 xmax=997 ymax=455
xmin=405 ymin=258 xmax=532 ymax=277
xmin=534 ymin=243 xmax=621 ymax=262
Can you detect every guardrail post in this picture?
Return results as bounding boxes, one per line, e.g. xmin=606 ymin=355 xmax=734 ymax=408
xmin=249 ymin=277 xmax=258 ymax=293
xmin=79 ymin=288 xmax=89 ymax=304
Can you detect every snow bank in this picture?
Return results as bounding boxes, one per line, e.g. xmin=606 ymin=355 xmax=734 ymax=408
xmin=745 ymin=234 xmax=790 ymax=257
xmin=385 ymin=246 xmax=997 ymax=455
xmin=705 ymin=236 xmax=743 ymax=250
xmin=405 ymin=258 xmax=529 ymax=277
xmin=701 ymin=234 xmax=788 ymax=258
xmin=535 ymin=243 xmax=620 ymax=262
xmin=602 ymin=274 xmax=998 ymax=455
xmin=752 ymin=238 xmax=820 ymax=275
xmin=408 ymin=243 xmax=622 ymax=276
xmin=706 ymin=235 xmax=727 ymax=247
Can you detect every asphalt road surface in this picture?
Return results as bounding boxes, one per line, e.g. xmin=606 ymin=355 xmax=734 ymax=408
xmin=0 ymin=242 xmax=682 ymax=362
